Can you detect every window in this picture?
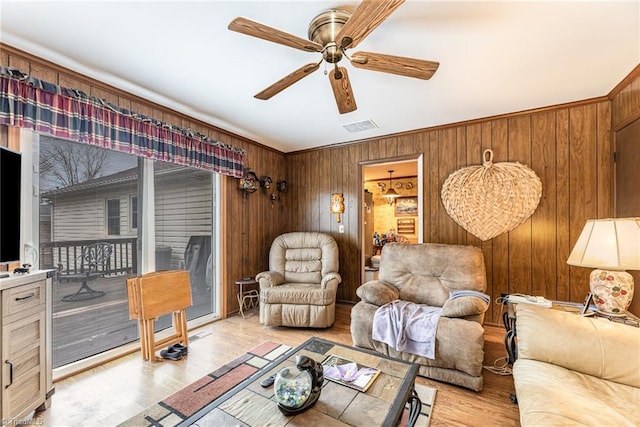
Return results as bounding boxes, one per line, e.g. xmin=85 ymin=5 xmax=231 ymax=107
xmin=106 ymin=198 xmax=121 ymax=236
xmin=130 ymin=195 xmax=138 ymax=230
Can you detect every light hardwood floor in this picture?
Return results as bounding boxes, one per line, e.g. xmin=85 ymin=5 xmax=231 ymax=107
xmin=33 ymin=304 xmax=520 ymax=426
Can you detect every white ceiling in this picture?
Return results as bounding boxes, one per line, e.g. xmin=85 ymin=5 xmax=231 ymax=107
xmin=1 ymin=1 xmax=638 ymax=154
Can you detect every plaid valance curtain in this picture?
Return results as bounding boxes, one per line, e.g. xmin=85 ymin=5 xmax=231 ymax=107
xmin=0 ymin=67 xmax=245 ymax=178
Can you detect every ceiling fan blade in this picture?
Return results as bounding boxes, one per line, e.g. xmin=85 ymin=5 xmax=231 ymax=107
xmin=351 ymin=51 xmax=439 ymax=80
xmin=329 ymin=67 xmax=357 ymax=114
xmin=336 ymin=0 xmax=405 ymax=50
xmin=255 ymin=62 xmax=320 ymax=100
xmin=229 ymin=17 xmax=322 ymax=52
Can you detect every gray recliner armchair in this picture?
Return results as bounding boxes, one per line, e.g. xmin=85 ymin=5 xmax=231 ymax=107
xmin=256 ymin=232 xmax=342 ymax=328
xmin=350 ymin=242 xmax=489 ymax=391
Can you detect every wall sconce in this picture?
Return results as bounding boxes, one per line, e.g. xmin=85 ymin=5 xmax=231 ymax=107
xmin=277 ymin=180 xmax=287 ymax=193
xmin=259 ymin=176 xmax=272 ymax=190
xmin=330 ymin=193 xmax=345 ymax=223
xmin=238 ymin=169 xmax=258 ymax=193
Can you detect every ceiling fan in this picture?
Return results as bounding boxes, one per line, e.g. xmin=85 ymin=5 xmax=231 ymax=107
xmin=228 ymin=0 xmax=439 ymax=114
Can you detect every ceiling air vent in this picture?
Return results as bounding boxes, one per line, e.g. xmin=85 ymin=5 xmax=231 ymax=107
xmin=342 ymin=119 xmax=378 ymax=133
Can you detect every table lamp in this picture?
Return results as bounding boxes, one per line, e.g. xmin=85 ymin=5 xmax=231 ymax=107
xmin=567 ymin=218 xmax=640 ymax=315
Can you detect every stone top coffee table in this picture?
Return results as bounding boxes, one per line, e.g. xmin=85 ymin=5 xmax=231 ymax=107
xmin=187 ymin=337 xmax=420 ymax=426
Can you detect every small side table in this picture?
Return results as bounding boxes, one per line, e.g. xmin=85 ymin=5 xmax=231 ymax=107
xmin=235 ymin=277 xmax=259 ymax=318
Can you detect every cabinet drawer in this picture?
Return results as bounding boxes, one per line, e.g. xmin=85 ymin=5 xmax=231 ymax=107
xmin=2 ymin=311 xmax=46 ymax=418
xmin=3 ymin=280 xmax=45 ymax=318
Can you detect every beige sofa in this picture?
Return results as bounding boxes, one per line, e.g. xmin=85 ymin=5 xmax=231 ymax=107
xmin=513 ymin=304 xmax=640 ymax=426
xmin=351 ymin=243 xmax=489 ymax=391
xmin=256 ymin=232 xmax=341 ymax=328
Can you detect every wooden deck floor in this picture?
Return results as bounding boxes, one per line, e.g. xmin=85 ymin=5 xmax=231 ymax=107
xmin=36 ymin=303 xmax=521 ymax=426
xmin=52 ymin=275 xmax=213 ymax=367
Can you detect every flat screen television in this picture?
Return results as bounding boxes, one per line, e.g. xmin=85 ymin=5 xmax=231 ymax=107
xmin=0 ymin=146 xmax=21 ymax=264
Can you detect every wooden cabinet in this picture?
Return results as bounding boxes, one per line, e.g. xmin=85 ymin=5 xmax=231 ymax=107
xmin=0 ymin=271 xmax=53 ymax=424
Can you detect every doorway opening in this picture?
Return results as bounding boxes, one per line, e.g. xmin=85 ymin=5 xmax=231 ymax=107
xmin=361 ymin=155 xmax=423 ymax=283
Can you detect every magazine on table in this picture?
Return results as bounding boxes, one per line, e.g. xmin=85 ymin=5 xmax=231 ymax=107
xmin=321 ymin=354 xmax=381 ymax=392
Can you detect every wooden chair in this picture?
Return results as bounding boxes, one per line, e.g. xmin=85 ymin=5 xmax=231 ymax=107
xmin=126 ymin=270 xmax=192 ymax=361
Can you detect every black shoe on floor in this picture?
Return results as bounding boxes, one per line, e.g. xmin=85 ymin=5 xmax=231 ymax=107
xmin=160 ymin=347 xmax=183 ymax=361
xmin=170 ymin=343 xmax=188 ymax=356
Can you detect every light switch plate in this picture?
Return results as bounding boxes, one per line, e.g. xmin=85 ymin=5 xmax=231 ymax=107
xmin=338 ymin=224 xmax=345 ymax=233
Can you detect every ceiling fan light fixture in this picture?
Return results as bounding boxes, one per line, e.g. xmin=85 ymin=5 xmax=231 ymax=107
xmin=229 ymin=0 xmax=439 ymax=114
xmin=308 ymin=9 xmax=351 ymax=46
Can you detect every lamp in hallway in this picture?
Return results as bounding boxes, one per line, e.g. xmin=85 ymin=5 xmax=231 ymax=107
xmin=382 ymin=170 xmax=400 ymax=205
xmin=567 ymin=218 xmax=640 ymax=314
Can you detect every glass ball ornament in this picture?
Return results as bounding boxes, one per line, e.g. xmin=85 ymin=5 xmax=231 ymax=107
xmin=273 ymin=354 xmax=323 ymax=415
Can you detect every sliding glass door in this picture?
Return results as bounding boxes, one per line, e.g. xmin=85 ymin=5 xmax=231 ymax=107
xmin=37 ymin=135 xmax=218 ymax=368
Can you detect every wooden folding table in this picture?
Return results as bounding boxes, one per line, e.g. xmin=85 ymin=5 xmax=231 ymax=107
xmin=127 ymin=270 xmax=192 ymax=361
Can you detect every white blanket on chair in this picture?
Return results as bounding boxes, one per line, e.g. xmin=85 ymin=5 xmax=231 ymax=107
xmin=372 ymin=300 xmax=442 ymax=359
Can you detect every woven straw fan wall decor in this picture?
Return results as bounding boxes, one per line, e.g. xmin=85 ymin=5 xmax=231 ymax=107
xmin=441 ymin=149 xmax=542 ymax=241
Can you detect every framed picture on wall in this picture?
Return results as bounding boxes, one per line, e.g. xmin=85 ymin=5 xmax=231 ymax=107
xmin=395 ymin=196 xmax=418 ymax=216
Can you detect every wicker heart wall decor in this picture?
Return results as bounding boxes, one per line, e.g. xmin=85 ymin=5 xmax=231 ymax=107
xmin=441 ymin=149 xmax=542 ymax=241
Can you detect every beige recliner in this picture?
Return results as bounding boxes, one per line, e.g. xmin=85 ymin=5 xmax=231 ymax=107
xmin=350 ymin=242 xmax=489 ymax=391
xmin=256 ymin=232 xmax=341 ymax=328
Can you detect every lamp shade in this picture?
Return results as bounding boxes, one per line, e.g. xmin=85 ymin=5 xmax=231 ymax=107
xmin=382 ymin=187 xmax=400 ymax=198
xmin=567 ymin=218 xmax=640 ymax=270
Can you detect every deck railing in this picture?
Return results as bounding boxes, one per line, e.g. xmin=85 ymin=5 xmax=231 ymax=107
xmin=40 ymin=238 xmax=137 ymax=276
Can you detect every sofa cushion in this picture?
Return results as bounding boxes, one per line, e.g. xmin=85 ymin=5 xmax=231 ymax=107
xmin=355 ymin=280 xmax=399 ymax=306
xmin=516 ymin=305 xmax=640 ymax=388
xmin=261 ymin=282 xmax=335 ymax=305
xmin=269 ymin=232 xmax=339 ymax=283
xmin=379 ymin=243 xmax=486 ymax=307
xmin=513 ymin=358 xmax=640 ymax=426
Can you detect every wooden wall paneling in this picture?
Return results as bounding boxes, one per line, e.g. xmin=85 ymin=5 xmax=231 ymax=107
xmin=129 ymin=100 xmax=157 ymax=119
xmin=479 ymin=122 xmax=494 ymax=312
xmin=29 ymin=62 xmax=58 ymax=84
xmin=427 ymin=131 xmax=439 ymax=243
xmin=438 ymin=128 xmax=458 ymax=245
xmin=90 ymin=86 xmax=119 ymax=106
xmin=226 ymin=174 xmax=243 ymax=314
xmin=454 ymin=127 xmax=467 ymax=245
xmin=397 ymin=133 xmax=416 ymax=156
xmin=555 ymin=108 xmax=571 ymax=302
xmin=531 ymin=110 xmax=559 ymax=300
xmin=464 ymin=124 xmax=484 ymax=246
xmin=342 ymin=143 xmax=362 ymax=300
xmin=596 ymin=102 xmax=612 ymax=218
xmin=310 ymin=150 xmax=321 ymax=230
xmin=59 ymin=73 xmax=92 ymax=96
xmin=567 ymin=105 xmax=598 ymax=302
xmin=611 ymin=70 xmax=640 ymax=130
xmin=326 ymin=146 xmax=337 ymax=239
xmin=489 ymin=119 xmax=509 ymax=323
xmin=507 ymin=116 xmax=533 ymax=298
xmin=8 ymin=53 xmax=30 ymax=74
xmin=0 ymin=51 xmax=8 ymax=67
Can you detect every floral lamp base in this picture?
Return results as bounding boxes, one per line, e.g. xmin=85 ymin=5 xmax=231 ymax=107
xmin=590 ymin=269 xmax=634 ymax=314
